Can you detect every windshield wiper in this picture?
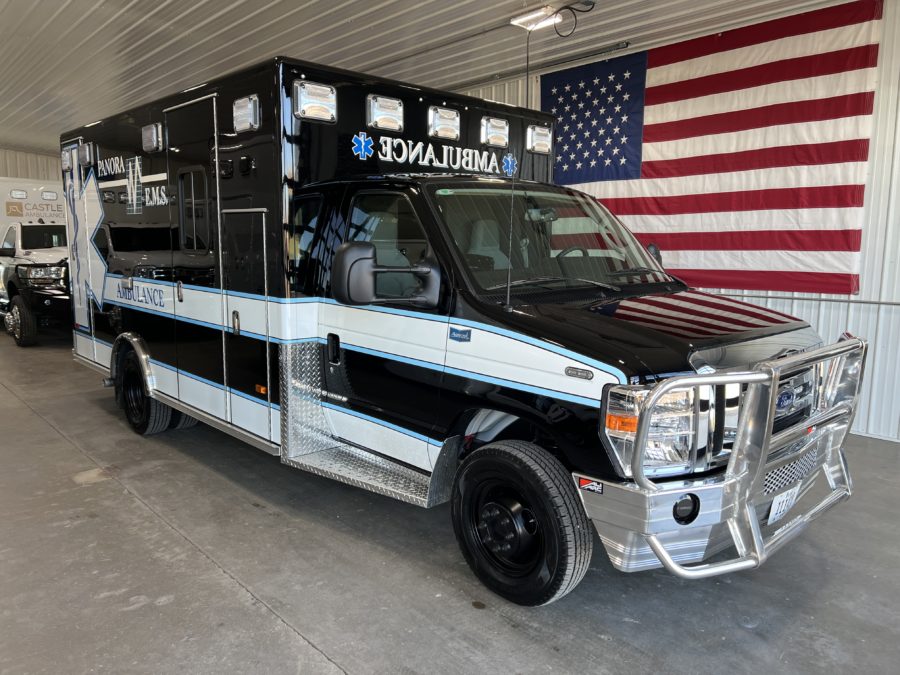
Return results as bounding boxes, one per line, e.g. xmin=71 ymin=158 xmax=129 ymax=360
xmin=607 ymin=266 xmax=670 ymax=279
xmin=486 ymin=276 xmax=620 ymax=291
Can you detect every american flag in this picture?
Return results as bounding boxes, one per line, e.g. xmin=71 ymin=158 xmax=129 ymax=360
xmin=540 ymin=0 xmax=882 ymax=294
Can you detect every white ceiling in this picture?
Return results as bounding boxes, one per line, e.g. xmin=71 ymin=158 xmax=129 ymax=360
xmin=0 ymin=0 xmax=842 ymax=154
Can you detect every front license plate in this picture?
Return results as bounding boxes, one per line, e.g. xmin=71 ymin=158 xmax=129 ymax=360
xmin=768 ymin=484 xmax=802 ymax=524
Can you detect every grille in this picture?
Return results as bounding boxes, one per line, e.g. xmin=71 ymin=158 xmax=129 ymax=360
xmin=763 ymin=447 xmax=820 ymax=495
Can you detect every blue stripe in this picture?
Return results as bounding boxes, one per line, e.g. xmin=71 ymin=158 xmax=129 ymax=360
xmin=320 ymin=400 xmax=442 ymax=446
xmin=443 ymin=366 xmax=602 ymax=408
xmin=228 ymin=387 xmax=278 ymax=409
xmin=149 ymin=358 xmax=177 ymax=372
xmin=448 ymin=317 xmax=627 ymax=383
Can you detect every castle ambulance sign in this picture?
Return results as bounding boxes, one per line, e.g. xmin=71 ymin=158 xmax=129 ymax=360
xmin=351 ymin=131 xmax=517 ymax=176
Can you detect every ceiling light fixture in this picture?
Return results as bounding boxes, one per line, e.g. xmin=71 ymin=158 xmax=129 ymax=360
xmin=510 ymin=6 xmax=562 ymax=31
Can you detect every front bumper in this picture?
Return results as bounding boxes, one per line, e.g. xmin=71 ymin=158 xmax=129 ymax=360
xmin=575 ymin=336 xmax=866 ymax=579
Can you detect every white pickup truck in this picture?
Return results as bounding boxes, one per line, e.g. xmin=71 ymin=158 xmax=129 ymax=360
xmin=0 ymin=178 xmax=68 ymax=346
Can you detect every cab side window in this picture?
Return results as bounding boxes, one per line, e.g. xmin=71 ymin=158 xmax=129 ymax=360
xmin=178 ymin=168 xmax=209 ymax=251
xmin=347 ymin=193 xmax=428 ymax=299
xmin=2 ymin=226 xmax=16 ymax=251
xmin=287 ymin=194 xmax=324 ymax=290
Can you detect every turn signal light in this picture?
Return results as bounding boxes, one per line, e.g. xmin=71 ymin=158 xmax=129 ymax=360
xmin=255 ymin=384 xmax=268 ymax=395
xmin=605 ymin=412 xmax=638 ymax=434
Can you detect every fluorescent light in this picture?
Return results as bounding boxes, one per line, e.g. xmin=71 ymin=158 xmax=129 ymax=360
xmin=84 ymin=120 xmax=102 ymax=127
xmin=510 ymin=5 xmax=561 ymax=31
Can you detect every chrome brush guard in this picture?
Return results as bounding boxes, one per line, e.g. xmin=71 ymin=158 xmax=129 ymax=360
xmin=576 ymin=335 xmax=867 ymax=579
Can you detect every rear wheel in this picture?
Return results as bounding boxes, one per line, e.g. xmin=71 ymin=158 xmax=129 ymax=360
xmin=119 ymin=350 xmax=171 ymax=435
xmin=8 ymin=296 xmax=37 ymax=347
xmin=451 ymin=440 xmax=594 ymax=606
xmin=169 ymin=410 xmax=199 ymax=430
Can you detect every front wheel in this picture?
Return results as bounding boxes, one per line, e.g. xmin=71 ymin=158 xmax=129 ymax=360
xmin=118 ymin=350 xmax=171 ymax=435
xmin=451 ymin=440 xmax=594 ymax=606
xmin=7 ymin=296 xmax=37 ymax=347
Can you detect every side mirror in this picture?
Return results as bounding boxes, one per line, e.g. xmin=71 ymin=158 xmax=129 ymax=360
xmin=0 ymin=247 xmax=14 ymax=257
xmin=646 ymin=243 xmax=662 ymax=266
xmin=332 ymin=241 xmax=440 ymax=308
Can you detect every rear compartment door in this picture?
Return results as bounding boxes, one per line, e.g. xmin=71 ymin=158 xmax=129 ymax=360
xmin=165 ymin=97 xmax=227 ymax=419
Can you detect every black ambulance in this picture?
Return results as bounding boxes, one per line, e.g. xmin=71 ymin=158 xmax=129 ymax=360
xmin=61 ymin=57 xmax=866 ymax=606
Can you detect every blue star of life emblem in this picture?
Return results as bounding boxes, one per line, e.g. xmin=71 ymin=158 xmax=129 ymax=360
xmin=502 ymin=153 xmax=518 ymax=177
xmin=351 ymin=131 xmax=375 ymax=160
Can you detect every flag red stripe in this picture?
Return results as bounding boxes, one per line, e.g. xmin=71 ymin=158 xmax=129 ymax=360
xmin=641 ymin=140 xmax=870 ymax=179
xmin=643 ymin=92 xmax=874 ymax=143
xmin=645 ymin=45 xmax=878 ymax=106
xmin=647 ymin=0 xmax=883 ymax=68
xmin=661 ymin=290 xmax=796 ymax=322
xmin=671 ymin=269 xmax=860 ymax=294
xmin=630 ymin=229 xmax=862 ymax=252
xmin=601 ymin=185 xmax=864 ymax=216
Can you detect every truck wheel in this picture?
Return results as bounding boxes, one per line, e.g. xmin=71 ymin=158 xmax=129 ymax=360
xmin=451 ymin=440 xmax=594 ymax=606
xmin=119 ymin=350 xmax=171 ymax=435
xmin=169 ymin=410 xmax=199 ymax=430
xmin=8 ymin=296 xmax=38 ymax=347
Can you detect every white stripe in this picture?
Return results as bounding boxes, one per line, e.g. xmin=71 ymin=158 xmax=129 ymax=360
xmin=143 ymin=173 xmax=166 ymax=183
xmin=663 ymin=249 xmax=857 ymax=274
xmin=642 ymin=115 xmax=873 ymax=162
xmin=575 ymin=162 xmax=866 ymax=200
xmin=97 ymin=178 xmax=127 ymax=187
xmin=644 ymin=69 xmax=876 ymax=124
xmin=97 ymin=173 xmax=165 ymax=186
xmin=323 ymin=406 xmax=432 ymax=471
xmin=646 ymin=20 xmax=880 ymax=87
xmin=619 ymin=207 xmax=863 ymax=234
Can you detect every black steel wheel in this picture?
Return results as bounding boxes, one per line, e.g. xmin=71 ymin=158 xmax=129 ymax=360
xmin=8 ymin=296 xmax=37 ymax=347
xmin=119 ymin=350 xmax=171 ymax=436
xmin=451 ymin=440 xmax=594 ymax=606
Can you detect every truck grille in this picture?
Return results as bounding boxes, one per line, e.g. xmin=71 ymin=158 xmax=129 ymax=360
xmin=763 ymin=447 xmax=820 ymax=495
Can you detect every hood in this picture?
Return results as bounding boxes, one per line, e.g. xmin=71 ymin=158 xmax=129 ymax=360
xmin=18 ymin=247 xmax=68 ymax=265
xmin=473 ymin=288 xmax=814 ymax=382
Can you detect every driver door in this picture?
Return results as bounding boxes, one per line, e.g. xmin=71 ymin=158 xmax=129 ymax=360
xmin=318 ymin=188 xmax=447 ymax=471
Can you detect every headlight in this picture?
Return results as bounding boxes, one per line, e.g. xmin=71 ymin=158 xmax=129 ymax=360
xmin=604 ymin=384 xmax=701 ymax=478
xmin=17 ymin=265 xmax=66 ymax=285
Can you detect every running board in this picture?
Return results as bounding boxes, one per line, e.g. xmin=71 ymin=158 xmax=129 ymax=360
xmin=282 ymin=444 xmax=456 ymax=508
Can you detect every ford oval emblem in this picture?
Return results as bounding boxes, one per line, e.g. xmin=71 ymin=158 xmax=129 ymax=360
xmin=776 ymin=389 xmax=795 ymax=412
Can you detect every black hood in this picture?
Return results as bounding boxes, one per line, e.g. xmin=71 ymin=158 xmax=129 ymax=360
xmin=468 ymin=287 xmax=810 ymax=382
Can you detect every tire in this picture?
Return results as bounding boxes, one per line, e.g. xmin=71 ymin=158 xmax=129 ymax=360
xmin=169 ymin=410 xmax=199 ymax=430
xmin=118 ymin=350 xmax=171 ymax=435
xmin=451 ymin=440 xmax=594 ymax=606
xmin=8 ymin=296 xmax=37 ymax=347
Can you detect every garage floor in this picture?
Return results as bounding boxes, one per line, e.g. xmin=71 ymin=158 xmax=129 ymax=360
xmin=1 ymin=333 xmax=898 ymax=674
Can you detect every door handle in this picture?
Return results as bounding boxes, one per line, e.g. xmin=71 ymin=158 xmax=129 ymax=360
xmin=176 ymin=281 xmax=183 ymax=302
xmin=232 ymin=310 xmax=240 ymax=336
xmin=327 ymin=333 xmax=341 ymax=365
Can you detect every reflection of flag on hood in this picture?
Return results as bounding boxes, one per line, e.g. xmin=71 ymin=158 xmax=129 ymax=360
xmin=541 ymin=0 xmax=882 ymax=294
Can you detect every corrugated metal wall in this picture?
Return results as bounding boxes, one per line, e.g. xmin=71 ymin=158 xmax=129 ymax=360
xmin=463 ymin=2 xmax=899 ymax=440
xmin=0 ymin=147 xmax=61 ymax=181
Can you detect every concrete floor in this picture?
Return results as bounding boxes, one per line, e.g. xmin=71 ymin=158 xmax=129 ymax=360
xmin=1 ymin=331 xmax=898 ymax=674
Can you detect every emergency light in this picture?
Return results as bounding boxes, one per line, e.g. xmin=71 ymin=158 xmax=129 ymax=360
xmin=233 ymin=95 xmax=261 ymax=133
xmin=141 ymin=123 xmax=163 ymax=152
xmin=78 ymin=142 xmax=95 ymax=167
xmin=480 ymin=117 xmax=509 ymax=148
xmin=367 ymin=95 xmax=404 ymax=132
xmin=294 ymin=81 xmax=337 ymax=123
xmin=526 ymin=125 xmax=552 ymax=154
xmin=428 ymin=106 xmax=460 ymax=140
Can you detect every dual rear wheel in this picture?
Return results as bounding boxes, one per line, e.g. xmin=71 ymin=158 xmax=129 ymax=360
xmin=118 ymin=350 xmax=198 ymax=435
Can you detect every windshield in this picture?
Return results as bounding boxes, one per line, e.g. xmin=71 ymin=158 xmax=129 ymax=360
xmin=21 ymin=225 xmax=67 ymax=249
xmin=427 ymin=182 xmax=670 ymax=295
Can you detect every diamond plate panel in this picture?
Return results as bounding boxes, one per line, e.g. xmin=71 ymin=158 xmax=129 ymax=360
xmin=280 ymin=342 xmax=337 ymax=460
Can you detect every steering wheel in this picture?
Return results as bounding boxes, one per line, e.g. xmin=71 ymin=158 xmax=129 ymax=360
xmin=556 ymin=246 xmax=588 ymax=258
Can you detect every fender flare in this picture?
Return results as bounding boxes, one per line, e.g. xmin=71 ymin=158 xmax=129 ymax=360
xmin=110 ymin=332 xmax=155 ymax=396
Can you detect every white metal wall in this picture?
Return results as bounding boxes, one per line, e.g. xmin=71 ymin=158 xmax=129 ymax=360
xmin=0 ymin=147 xmax=61 ymax=181
xmin=463 ymin=2 xmax=900 ymax=440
